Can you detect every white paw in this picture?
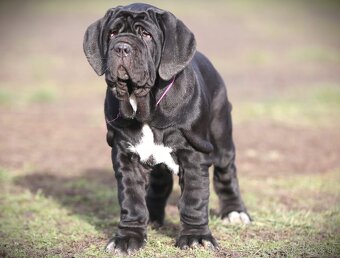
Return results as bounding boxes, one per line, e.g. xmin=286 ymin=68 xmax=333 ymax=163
xmin=105 ymin=241 xmax=116 ymax=253
xmin=223 ymin=211 xmax=251 ymax=224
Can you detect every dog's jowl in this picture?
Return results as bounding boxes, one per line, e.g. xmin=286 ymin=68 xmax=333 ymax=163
xmin=83 ymin=3 xmax=250 ymax=254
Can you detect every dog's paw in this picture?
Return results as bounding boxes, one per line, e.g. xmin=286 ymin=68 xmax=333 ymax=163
xmin=222 ymin=211 xmax=251 ymax=224
xmin=175 ymin=234 xmax=218 ymax=250
xmin=105 ymin=236 xmax=146 ymax=255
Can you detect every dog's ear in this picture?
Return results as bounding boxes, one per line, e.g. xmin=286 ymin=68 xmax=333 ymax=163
xmin=157 ymin=12 xmax=196 ymax=81
xmin=83 ymin=8 xmax=117 ymax=76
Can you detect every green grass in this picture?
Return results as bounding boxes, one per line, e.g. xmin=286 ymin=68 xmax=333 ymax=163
xmin=0 ymin=89 xmax=14 ymax=105
xmin=0 ymin=168 xmax=339 ymax=257
xmin=0 ymin=170 xmax=99 ymax=258
xmin=288 ymin=47 xmax=340 ymax=64
xmin=0 ymin=85 xmax=59 ymax=106
xmin=221 ymin=46 xmax=340 ymax=68
xmin=27 ymin=87 xmax=58 ymax=104
xmin=234 ymin=85 xmax=340 ymax=127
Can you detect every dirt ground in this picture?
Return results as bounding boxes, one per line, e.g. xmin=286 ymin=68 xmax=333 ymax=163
xmin=0 ymin=0 xmax=339 ymax=257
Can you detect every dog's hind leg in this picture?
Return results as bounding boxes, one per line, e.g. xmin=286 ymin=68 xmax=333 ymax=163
xmin=210 ymin=99 xmax=251 ymax=224
xmin=146 ymin=164 xmax=173 ymax=228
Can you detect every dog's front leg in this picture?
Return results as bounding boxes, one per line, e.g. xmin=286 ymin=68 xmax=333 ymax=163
xmin=176 ymin=150 xmax=218 ymax=250
xmin=106 ymin=145 xmax=149 ymax=254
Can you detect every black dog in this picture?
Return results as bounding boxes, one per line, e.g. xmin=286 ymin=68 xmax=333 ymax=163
xmin=83 ymin=3 xmax=250 ymax=254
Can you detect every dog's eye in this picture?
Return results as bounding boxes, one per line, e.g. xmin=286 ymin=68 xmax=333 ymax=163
xmin=142 ymin=30 xmax=152 ymax=40
xmin=109 ymin=31 xmax=117 ymax=39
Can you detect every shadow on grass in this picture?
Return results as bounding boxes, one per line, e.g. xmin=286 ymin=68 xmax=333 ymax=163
xmin=15 ymin=169 xmax=180 ymax=238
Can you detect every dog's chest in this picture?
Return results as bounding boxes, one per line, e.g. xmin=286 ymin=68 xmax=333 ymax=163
xmin=127 ymin=124 xmax=179 ymax=174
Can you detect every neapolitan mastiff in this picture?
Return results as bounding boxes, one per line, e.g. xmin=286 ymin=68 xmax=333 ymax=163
xmin=83 ymin=3 xmax=250 ymax=254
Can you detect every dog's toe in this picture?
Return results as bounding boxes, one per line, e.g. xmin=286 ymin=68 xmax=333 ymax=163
xmin=175 ymin=234 xmax=218 ymax=250
xmin=188 ymin=238 xmax=200 ymax=248
xmin=105 ymin=240 xmax=115 ymax=252
xmin=105 ymin=236 xmax=145 ymax=254
xmin=127 ymin=237 xmax=142 ymax=254
xmin=239 ymin=212 xmax=251 ymax=223
xmin=202 ymin=239 xmax=215 ymax=250
xmin=223 ymin=211 xmax=251 ymax=224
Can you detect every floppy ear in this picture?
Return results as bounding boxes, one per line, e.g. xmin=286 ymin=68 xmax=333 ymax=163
xmin=158 ymin=12 xmax=197 ymax=81
xmin=83 ymin=8 xmax=116 ymax=76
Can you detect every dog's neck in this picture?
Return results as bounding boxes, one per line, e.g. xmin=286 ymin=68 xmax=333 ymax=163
xmin=108 ymin=76 xmax=176 ymax=123
xmin=155 ymin=76 xmax=176 ymax=107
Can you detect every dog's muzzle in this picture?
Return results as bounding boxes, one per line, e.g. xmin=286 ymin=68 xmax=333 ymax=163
xmin=114 ymin=42 xmax=132 ymax=58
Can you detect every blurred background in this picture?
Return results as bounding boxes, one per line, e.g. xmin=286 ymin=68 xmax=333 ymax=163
xmin=0 ymin=0 xmax=339 ymax=257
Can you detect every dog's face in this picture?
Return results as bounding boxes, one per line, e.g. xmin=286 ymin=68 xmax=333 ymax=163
xmin=83 ymin=3 xmax=196 ymax=98
xmin=104 ymin=8 xmax=163 ymax=95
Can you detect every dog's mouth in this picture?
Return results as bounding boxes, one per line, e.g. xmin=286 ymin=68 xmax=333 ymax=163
xmin=114 ymin=66 xmax=152 ymax=97
xmin=117 ymin=65 xmax=130 ymax=81
xmin=116 ymin=66 xmax=134 ymax=94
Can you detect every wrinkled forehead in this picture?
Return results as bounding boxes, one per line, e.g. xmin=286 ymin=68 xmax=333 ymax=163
xmin=111 ymin=10 xmax=154 ymax=26
xmin=108 ymin=8 xmax=163 ymax=39
xmin=108 ymin=3 xmax=164 ymax=27
xmin=119 ymin=3 xmax=163 ymax=13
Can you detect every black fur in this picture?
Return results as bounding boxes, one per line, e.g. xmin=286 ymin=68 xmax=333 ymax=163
xmin=83 ymin=3 xmax=249 ymax=253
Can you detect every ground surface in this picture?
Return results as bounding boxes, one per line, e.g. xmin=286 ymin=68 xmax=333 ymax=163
xmin=0 ymin=0 xmax=339 ymax=257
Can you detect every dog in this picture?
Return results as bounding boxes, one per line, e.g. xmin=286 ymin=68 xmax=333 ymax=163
xmin=83 ymin=3 xmax=250 ymax=254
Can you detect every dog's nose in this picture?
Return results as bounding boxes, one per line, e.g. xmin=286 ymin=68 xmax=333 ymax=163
xmin=114 ymin=43 xmax=132 ymax=57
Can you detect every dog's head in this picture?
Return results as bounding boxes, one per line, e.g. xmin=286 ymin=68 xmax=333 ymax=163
xmin=83 ymin=3 xmax=196 ymax=97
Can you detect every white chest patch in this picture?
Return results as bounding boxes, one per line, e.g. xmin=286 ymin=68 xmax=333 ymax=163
xmin=129 ymin=95 xmax=137 ymax=112
xmin=128 ymin=124 xmax=179 ymax=175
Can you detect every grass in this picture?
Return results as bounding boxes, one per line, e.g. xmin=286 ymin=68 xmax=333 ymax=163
xmin=0 ymin=89 xmax=14 ymax=105
xmin=288 ymin=47 xmax=340 ymax=64
xmin=0 ymin=168 xmax=339 ymax=257
xmin=0 ymin=86 xmax=59 ymax=106
xmin=27 ymin=87 xmax=59 ymax=104
xmin=234 ymin=85 xmax=340 ymax=127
